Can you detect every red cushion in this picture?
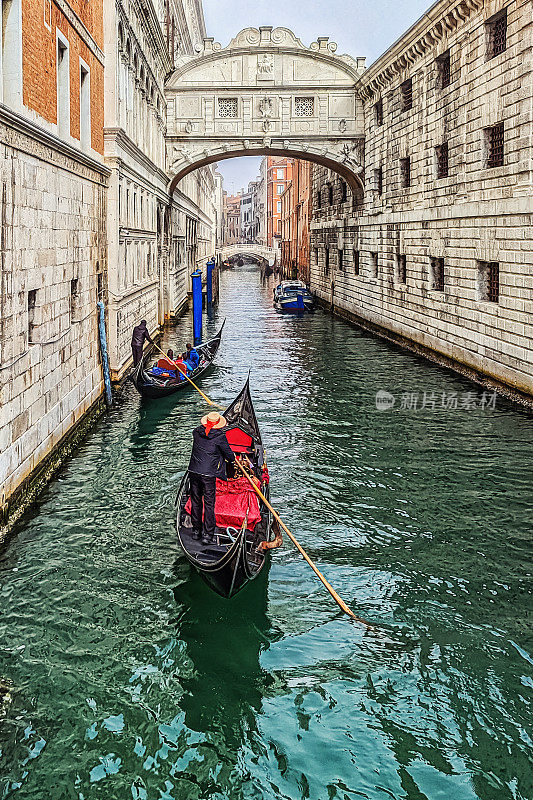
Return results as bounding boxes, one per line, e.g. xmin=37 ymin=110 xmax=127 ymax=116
xmin=225 ymin=427 xmax=253 ymax=453
xmin=184 ymin=477 xmax=261 ymax=531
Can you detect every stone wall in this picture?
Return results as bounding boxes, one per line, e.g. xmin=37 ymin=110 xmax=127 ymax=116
xmin=310 ymin=0 xmax=532 ymax=399
xmin=0 ymin=107 xmax=108 ymax=515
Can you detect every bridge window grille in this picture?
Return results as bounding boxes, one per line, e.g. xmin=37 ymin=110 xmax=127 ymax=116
xmin=486 ymin=123 xmax=504 ymax=168
xmin=295 ymin=96 xmax=314 ymax=116
xmin=375 ymin=98 xmax=383 ymax=126
xmin=436 ymin=50 xmax=451 ymax=88
xmin=478 ymin=261 xmax=499 ymax=302
xmin=353 ymin=250 xmax=360 ymax=275
xmin=436 ymin=142 xmax=449 ymax=178
xmin=400 ymin=157 xmax=411 ymax=188
xmin=400 ymin=78 xmax=413 ymax=111
xmin=486 ymin=9 xmax=507 ymax=60
xmin=430 ymin=257 xmax=445 ymax=291
xmin=218 ymin=98 xmax=238 ymax=117
xmin=396 ymin=254 xmax=407 ymax=285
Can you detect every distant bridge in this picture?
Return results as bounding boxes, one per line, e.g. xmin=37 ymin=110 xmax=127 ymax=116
xmin=217 ymin=243 xmax=277 ymax=265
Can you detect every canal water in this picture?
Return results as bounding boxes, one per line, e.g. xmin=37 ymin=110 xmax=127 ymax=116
xmin=1 ymin=263 xmax=532 ymax=800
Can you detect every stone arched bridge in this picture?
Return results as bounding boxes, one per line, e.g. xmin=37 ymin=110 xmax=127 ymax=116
xmin=217 ymin=243 xmax=277 ymax=265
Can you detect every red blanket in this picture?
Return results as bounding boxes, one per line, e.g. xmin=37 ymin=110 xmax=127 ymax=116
xmin=185 ymin=477 xmax=261 ymax=531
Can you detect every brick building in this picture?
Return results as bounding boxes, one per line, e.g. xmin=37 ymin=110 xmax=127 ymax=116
xmin=280 ymin=160 xmax=311 ymax=281
xmin=264 ymin=156 xmax=293 ymax=250
xmin=0 ymin=0 xmax=108 ymax=527
xmin=310 ymin=0 xmax=532 ymax=399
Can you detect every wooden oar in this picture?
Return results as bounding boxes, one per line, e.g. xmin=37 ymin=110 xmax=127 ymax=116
xmin=234 ymin=459 xmax=371 ymax=626
xmin=150 ymin=340 xmax=223 ymax=409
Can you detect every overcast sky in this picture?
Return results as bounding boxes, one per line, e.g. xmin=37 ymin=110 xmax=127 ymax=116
xmin=204 ymin=0 xmax=430 ymax=189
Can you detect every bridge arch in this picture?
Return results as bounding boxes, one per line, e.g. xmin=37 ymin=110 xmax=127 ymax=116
xmin=165 ymin=26 xmax=366 ymax=195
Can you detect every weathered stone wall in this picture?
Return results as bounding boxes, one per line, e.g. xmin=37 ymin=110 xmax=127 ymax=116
xmin=310 ymin=0 xmax=532 ymax=398
xmin=0 ymin=108 xmax=108 ymax=512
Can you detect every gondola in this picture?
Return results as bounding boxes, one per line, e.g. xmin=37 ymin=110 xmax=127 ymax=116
xmin=273 ymin=280 xmax=314 ymax=313
xmin=131 ymin=322 xmax=224 ymax=400
xmin=175 ymin=379 xmax=279 ymax=598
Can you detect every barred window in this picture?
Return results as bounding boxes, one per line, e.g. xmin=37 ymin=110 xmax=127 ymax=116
xmin=341 ymin=181 xmax=348 ymax=202
xmin=295 ymin=97 xmax=314 ymax=117
xmin=486 ymin=123 xmax=504 ymax=168
xmin=325 ymin=248 xmax=330 ymax=276
xmin=436 ymin=50 xmax=451 ymax=89
xmin=370 ymin=252 xmax=379 ymax=277
xmin=353 ymin=250 xmax=360 ymax=275
xmin=374 ymin=166 xmax=383 ymax=196
xmin=218 ymin=98 xmax=238 ymax=117
xmin=28 ymin=289 xmax=37 ymax=343
xmin=478 ymin=261 xmax=499 ymax=302
xmin=328 ymin=184 xmax=334 ymax=205
xmin=400 ymin=78 xmax=412 ymax=111
xmin=430 ymin=257 xmax=445 ymax=291
xmin=338 ymin=249 xmax=344 ymax=271
xmin=375 ymin=98 xmax=383 ymax=126
xmin=486 ymin=8 xmax=507 ymax=60
xmin=436 ymin=142 xmax=449 ymax=179
xmin=396 ymin=254 xmax=407 ymax=284
xmin=316 ymin=190 xmax=322 ymax=209
xmin=400 ymin=157 xmax=411 ymax=188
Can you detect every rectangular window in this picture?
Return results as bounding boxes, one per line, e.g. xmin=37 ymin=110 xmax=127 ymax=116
xmin=27 ymin=289 xmax=37 ymax=343
xmin=314 ymin=247 xmax=319 ymax=265
xmin=218 ymin=98 xmax=238 ymax=117
xmin=486 ymin=122 xmax=504 ymax=168
xmin=374 ymin=167 xmax=383 ymax=196
xmin=374 ymin=98 xmax=383 ymax=126
xmin=400 ymin=78 xmax=412 ymax=111
xmin=70 ymin=278 xmax=79 ymax=319
xmin=370 ymin=252 xmax=378 ymax=277
xmin=325 ymin=248 xmax=330 ymax=276
xmin=328 ymin=184 xmax=333 ymax=205
xmin=276 ymin=184 xmax=284 ymax=195
xmin=276 ymin=169 xmax=284 ymax=179
xmin=276 ymin=201 xmax=282 ymax=212
xmin=436 ymin=50 xmax=451 ymax=89
xmin=341 ymin=181 xmax=348 ymax=202
xmin=79 ymin=61 xmax=90 ymax=150
xmin=478 ymin=261 xmax=499 ymax=302
xmin=436 ymin=142 xmax=449 ymax=179
xmin=57 ymin=35 xmax=70 ymax=137
xmin=316 ymin=190 xmax=321 ymax=209
xmin=353 ymin=250 xmax=360 ymax=275
xmin=486 ymin=8 xmax=507 ymax=60
xmin=396 ymin=254 xmax=407 ymax=285
xmin=430 ymin=257 xmax=445 ymax=291
xmin=295 ymin=96 xmax=314 ymax=116
xmin=338 ymin=249 xmax=344 ymax=271
xmin=400 ymin=157 xmax=411 ymax=188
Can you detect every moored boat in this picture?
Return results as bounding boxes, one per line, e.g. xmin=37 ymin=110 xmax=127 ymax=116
xmin=131 ymin=323 xmax=224 ymax=400
xmin=273 ymin=280 xmax=314 ymax=313
xmin=175 ymin=380 xmax=279 ymax=598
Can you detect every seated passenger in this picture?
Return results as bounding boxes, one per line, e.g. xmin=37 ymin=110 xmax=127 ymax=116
xmin=182 ymin=342 xmax=200 ymax=371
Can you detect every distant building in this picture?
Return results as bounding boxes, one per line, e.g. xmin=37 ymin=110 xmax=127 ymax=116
xmin=280 ymin=161 xmax=311 ymax=281
xmin=222 ymin=193 xmax=242 ymax=244
xmin=264 ymin=157 xmax=293 ymax=250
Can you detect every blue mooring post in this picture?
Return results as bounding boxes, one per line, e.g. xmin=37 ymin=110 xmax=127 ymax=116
xmin=97 ymin=301 xmax=113 ymax=407
xmin=192 ymin=269 xmax=203 ymax=344
xmin=206 ymin=258 xmax=215 ymax=318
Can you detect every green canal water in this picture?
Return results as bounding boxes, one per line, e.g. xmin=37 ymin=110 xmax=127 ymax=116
xmin=1 ymin=263 xmax=532 ymax=800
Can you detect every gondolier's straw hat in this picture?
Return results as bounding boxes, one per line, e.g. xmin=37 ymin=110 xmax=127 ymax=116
xmin=201 ymin=410 xmax=227 ymax=434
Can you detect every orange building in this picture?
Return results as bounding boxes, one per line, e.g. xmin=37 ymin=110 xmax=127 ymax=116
xmin=280 ymin=160 xmax=311 ymax=282
xmin=265 ymin=156 xmax=293 ymax=249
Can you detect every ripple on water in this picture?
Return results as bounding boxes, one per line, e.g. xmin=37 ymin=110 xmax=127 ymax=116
xmin=0 ymin=263 xmax=532 ymax=800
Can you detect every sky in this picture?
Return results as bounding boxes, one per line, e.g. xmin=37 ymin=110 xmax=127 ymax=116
xmin=203 ymin=0 xmax=430 ymax=190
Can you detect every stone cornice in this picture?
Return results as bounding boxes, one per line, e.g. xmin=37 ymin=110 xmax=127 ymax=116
xmin=0 ymin=103 xmax=110 ymax=180
xmin=104 ymin=127 xmax=168 ymax=183
xmin=357 ymin=0 xmax=484 ymax=101
xmin=54 ymin=0 xmax=105 ymax=64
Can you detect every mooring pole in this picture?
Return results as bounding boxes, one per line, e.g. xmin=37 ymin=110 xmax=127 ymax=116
xmin=206 ymin=257 xmax=215 ymax=317
xmin=97 ymin=301 xmax=113 ymax=407
xmin=191 ymin=269 xmax=203 ymax=344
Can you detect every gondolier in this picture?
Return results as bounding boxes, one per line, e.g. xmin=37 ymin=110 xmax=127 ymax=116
xmin=131 ymin=320 xmax=154 ymax=366
xmin=188 ymin=411 xmax=236 ymax=545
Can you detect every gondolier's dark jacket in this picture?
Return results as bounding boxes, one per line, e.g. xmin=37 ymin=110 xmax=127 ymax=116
xmin=188 ymin=426 xmax=236 ymax=479
xmin=131 ymin=322 xmax=153 ymax=348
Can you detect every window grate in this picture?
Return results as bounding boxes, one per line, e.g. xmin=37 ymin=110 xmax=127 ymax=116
xmin=400 ymin=78 xmax=413 ymax=111
xmin=487 ymin=122 xmax=504 ymax=168
xmin=430 ymin=257 xmax=445 ymax=291
xmin=487 ymin=9 xmax=507 ymax=59
xmin=295 ymin=97 xmax=314 ymax=117
xmin=375 ymin=98 xmax=383 ymax=126
xmin=436 ymin=142 xmax=449 ymax=179
xmin=436 ymin=50 xmax=451 ymax=88
xmin=338 ymin=250 xmax=344 ymax=271
xmin=324 ymin=248 xmax=330 ymax=276
xmin=487 ymin=262 xmax=499 ymax=302
xmin=328 ymin=184 xmax=334 ymax=205
xmin=400 ymin=157 xmax=411 ymax=188
xmin=341 ymin=181 xmax=348 ymax=202
xmin=218 ymin=98 xmax=238 ymax=117
xmin=397 ymin=254 xmax=407 ymax=284
xmin=316 ymin=190 xmax=322 ymax=209
xmin=371 ymin=252 xmax=378 ymax=277
xmin=375 ymin=166 xmax=383 ymax=195
xmin=353 ymin=250 xmax=360 ymax=275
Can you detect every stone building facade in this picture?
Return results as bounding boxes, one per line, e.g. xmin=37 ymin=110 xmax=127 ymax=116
xmin=0 ymin=0 xmax=108 ymax=527
xmin=309 ymin=0 xmax=532 ymax=400
xmin=103 ymin=0 xmax=217 ymax=380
